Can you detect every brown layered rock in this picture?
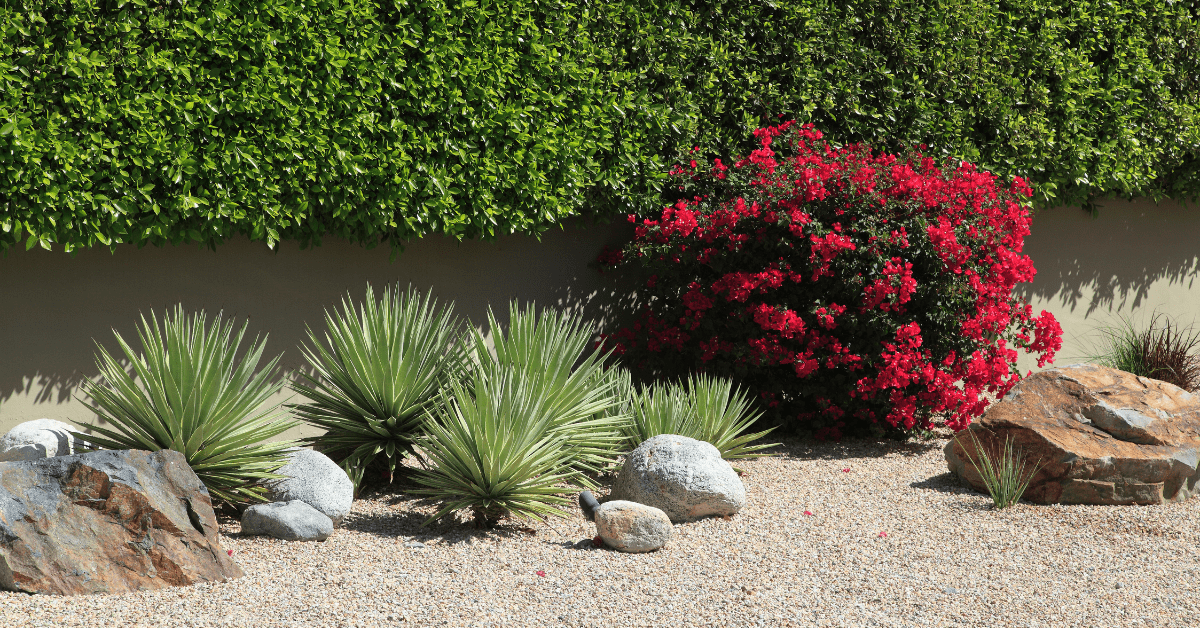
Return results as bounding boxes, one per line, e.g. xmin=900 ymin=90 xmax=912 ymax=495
xmin=945 ymin=363 xmax=1200 ymax=505
xmin=0 ymin=449 xmax=243 ymax=595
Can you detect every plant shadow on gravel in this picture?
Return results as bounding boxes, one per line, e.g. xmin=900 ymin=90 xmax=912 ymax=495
xmin=909 ymin=472 xmax=1024 ymax=513
xmin=767 ymin=435 xmax=947 ymax=462
xmin=338 ymin=479 xmax=575 ymax=545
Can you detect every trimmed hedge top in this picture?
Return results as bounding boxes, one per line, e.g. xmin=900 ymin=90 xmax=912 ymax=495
xmin=2 ymin=0 xmax=1198 ymax=252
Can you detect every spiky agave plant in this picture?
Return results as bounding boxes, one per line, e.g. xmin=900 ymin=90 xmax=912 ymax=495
xmin=413 ymin=368 xmax=578 ymax=528
xmin=687 ymin=373 xmax=778 ymax=459
xmin=622 ymin=374 xmax=776 ymax=460
xmin=80 ymin=306 xmax=297 ymax=505
xmin=289 ymin=284 xmax=468 ymax=488
xmin=469 ymin=302 xmax=628 ymax=484
xmin=621 ymin=378 xmax=693 ymax=449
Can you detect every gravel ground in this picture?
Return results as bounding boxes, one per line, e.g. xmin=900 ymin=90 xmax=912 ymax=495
xmin=3 ymin=434 xmax=1199 ymax=627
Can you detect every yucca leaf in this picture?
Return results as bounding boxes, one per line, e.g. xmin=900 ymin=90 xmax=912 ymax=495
xmin=468 ymin=302 xmax=629 ymax=486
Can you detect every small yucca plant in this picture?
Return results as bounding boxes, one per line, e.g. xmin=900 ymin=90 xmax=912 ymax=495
xmin=622 ymin=373 xmax=777 ymax=460
xmin=956 ymin=429 xmax=1042 ymax=509
xmin=412 ymin=369 xmax=577 ymax=528
xmin=80 ymin=306 xmax=297 ymax=505
xmin=290 ymin=284 xmax=468 ymax=488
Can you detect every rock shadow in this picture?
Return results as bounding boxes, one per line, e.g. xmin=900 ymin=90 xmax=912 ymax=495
xmin=909 ymin=471 xmax=975 ymax=496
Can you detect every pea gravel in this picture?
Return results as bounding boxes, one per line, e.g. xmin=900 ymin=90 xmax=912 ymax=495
xmin=3 ymin=434 xmax=1199 ymax=627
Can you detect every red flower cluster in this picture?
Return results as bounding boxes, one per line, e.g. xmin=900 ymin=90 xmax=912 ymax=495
xmin=598 ymin=122 xmax=1061 ymax=437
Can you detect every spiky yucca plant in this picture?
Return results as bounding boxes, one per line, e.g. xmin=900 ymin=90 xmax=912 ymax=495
xmin=687 ymin=374 xmax=778 ymax=459
xmin=80 ymin=306 xmax=296 ymax=505
xmin=623 ymin=374 xmax=777 ymax=460
xmin=413 ymin=369 xmax=578 ymax=528
xmin=469 ymin=303 xmax=628 ymax=484
xmin=290 ymin=285 xmax=468 ymax=487
xmin=621 ymin=378 xmax=691 ymax=447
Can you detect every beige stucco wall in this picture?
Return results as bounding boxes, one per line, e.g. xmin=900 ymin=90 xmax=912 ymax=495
xmin=0 ymin=219 xmax=636 ymax=440
xmin=1015 ymin=196 xmax=1200 ymax=375
xmin=2 ymin=196 xmax=1198 ymax=440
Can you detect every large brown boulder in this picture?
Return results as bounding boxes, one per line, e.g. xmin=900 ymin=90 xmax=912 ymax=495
xmin=945 ymin=363 xmax=1200 ymax=505
xmin=0 ymin=449 xmax=244 ymax=595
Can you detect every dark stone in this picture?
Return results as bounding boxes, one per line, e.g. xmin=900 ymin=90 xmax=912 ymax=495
xmin=578 ymin=490 xmax=600 ymax=521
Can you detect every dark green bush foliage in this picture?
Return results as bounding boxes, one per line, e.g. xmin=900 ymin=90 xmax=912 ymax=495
xmin=2 ymin=0 xmax=1198 ymax=252
xmin=0 ymin=0 xmax=678 ymax=251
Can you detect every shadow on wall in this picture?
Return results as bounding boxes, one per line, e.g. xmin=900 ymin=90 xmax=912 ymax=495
xmin=1015 ymin=196 xmax=1200 ymax=371
xmin=0 ymin=218 xmax=640 ymax=435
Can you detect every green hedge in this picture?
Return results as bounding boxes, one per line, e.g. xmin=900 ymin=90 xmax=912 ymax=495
xmin=0 ymin=0 xmax=681 ymax=251
xmin=592 ymin=0 xmax=1200 ymax=212
xmin=2 ymin=1 xmax=1198 ymax=252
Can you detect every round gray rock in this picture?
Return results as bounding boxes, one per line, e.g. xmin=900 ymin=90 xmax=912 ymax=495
xmin=266 ymin=449 xmax=354 ymax=525
xmin=0 ymin=419 xmax=78 ymax=462
xmin=594 ymin=500 xmax=673 ymax=553
xmin=610 ymin=434 xmax=746 ymax=523
xmin=241 ymin=500 xmax=334 ymax=541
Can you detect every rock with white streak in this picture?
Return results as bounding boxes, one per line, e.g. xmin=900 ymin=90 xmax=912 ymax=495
xmin=0 ymin=449 xmax=242 ymax=595
xmin=946 ymin=363 xmax=1200 ymax=505
xmin=0 ymin=418 xmax=79 ymax=462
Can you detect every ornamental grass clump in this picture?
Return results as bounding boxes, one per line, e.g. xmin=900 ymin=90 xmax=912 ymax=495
xmin=80 ymin=306 xmax=297 ymax=505
xmin=623 ymin=374 xmax=777 ymax=460
xmin=290 ymin=284 xmax=468 ymax=488
xmin=956 ymin=429 xmax=1042 ymax=509
xmin=599 ymin=121 xmax=1063 ymax=439
xmin=1085 ymin=312 xmax=1200 ymax=392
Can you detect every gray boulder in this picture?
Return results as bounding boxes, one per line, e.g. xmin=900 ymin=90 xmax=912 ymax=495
xmin=0 ymin=449 xmax=242 ymax=595
xmin=242 ymin=500 xmax=334 ymax=541
xmin=611 ymin=434 xmax=746 ymax=523
xmin=0 ymin=418 xmax=78 ymax=462
xmin=266 ymin=449 xmax=354 ymax=525
xmin=594 ymin=500 xmax=673 ymax=553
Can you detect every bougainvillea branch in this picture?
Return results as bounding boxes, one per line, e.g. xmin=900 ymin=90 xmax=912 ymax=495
xmin=598 ymin=122 xmax=1062 ymax=439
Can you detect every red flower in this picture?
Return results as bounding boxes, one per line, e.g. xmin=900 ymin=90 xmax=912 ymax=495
xmin=536 ymin=570 xmax=546 ymax=577
xmin=595 ymin=120 xmax=1061 ymax=438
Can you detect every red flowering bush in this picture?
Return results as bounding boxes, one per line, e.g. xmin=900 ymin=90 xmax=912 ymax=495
xmin=598 ymin=121 xmax=1062 ymax=439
